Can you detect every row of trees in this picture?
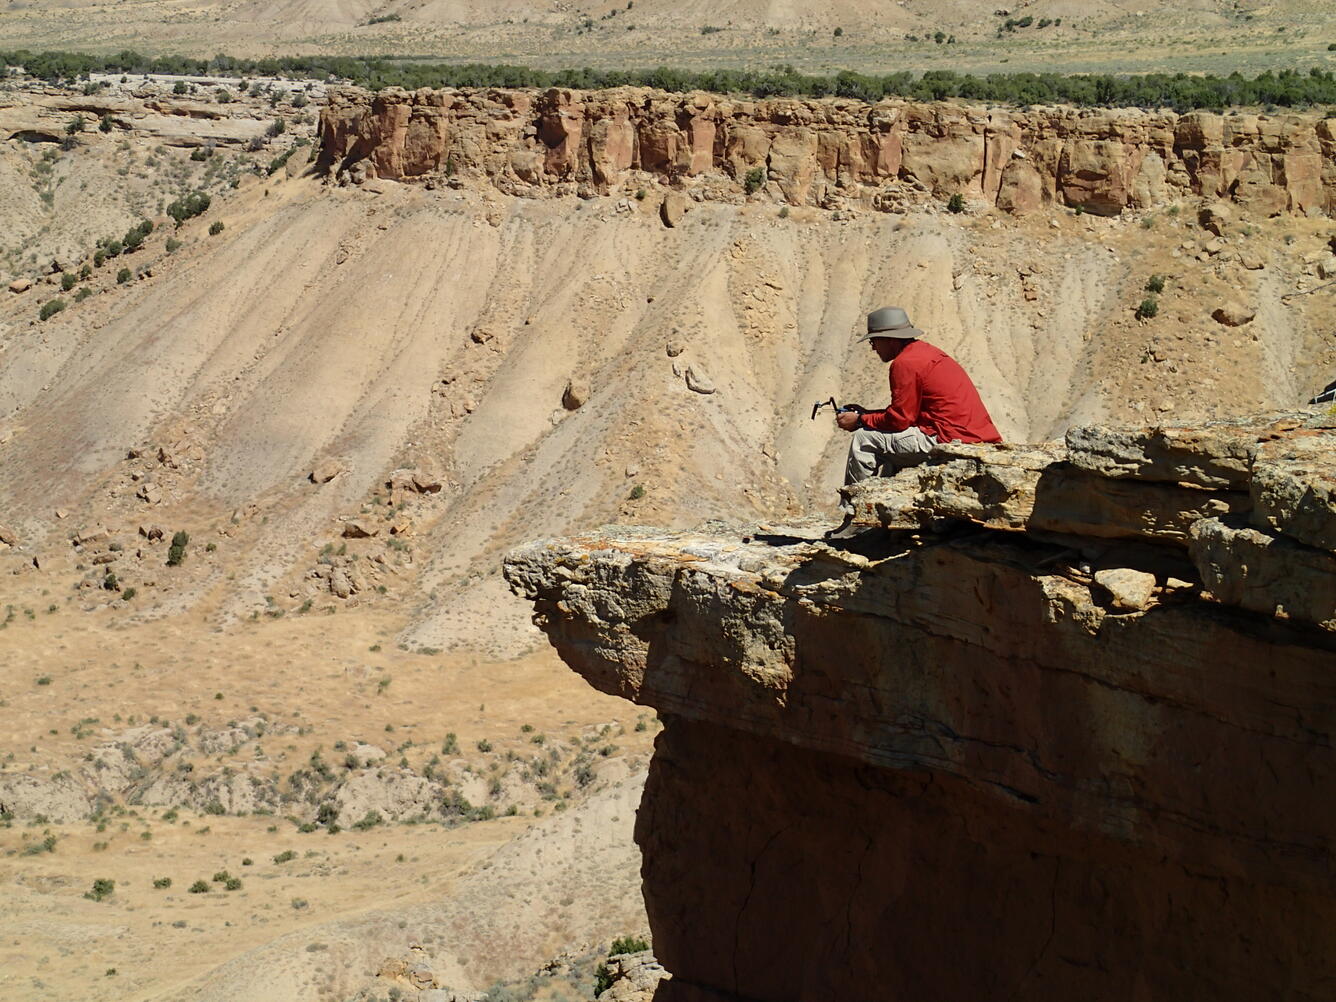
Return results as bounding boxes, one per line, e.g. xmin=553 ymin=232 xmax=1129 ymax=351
xmin=6 ymin=49 xmax=1336 ymax=112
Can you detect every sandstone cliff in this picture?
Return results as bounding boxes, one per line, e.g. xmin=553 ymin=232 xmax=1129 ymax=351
xmin=506 ymin=408 xmax=1336 ymax=1000
xmin=321 ymin=86 xmax=1336 ymax=217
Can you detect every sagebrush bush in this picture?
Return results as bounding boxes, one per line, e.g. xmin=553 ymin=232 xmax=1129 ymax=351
xmin=166 ymin=530 xmax=189 ymax=566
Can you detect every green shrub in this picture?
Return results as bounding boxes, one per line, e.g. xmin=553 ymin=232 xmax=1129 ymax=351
xmin=165 ymin=237 xmax=182 ymax=253
xmin=173 ymin=80 xmax=188 ymax=95
xmin=39 ymin=298 xmax=66 ymax=321
xmin=947 ymin=193 xmax=965 ymax=213
xmin=188 ymin=879 xmax=210 ymax=893
xmin=120 ymin=587 xmax=136 ymax=601
xmin=93 ymin=249 xmax=106 ymax=267
xmin=224 ymin=876 xmax=242 ymax=890
xmin=167 ymin=191 xmax=211 ymax=227
xmin=610 ymin=935 xmax=649 ymax=955
xmin=116 ymin=267 xmax=131 ymax=284
xmin=60 ymin=272 xmax=76 ymax=291
xmin=351 ymin=810 xmax=383 ymax=830
xmin=743 ymin=166 xmax=766 ymax=195
xmin=22 ymin=834 xmax=57 ymax=855
xmin=209 ymin=220 xmax=225 ymax=236
xmin=167 ymin=530 xmax=189 ymax=566
xmin=153 ymin=876 xmax=172 ymax=888
xmin=85 ymin=878 xmax=115 ymax=901
xmin=1136 ymin=297 xmax=1159 ymax=320
xmin=273 ymin=850 xmax=296 ymax=863
xmin=1145 ymin=274 xmax=1166 ymax=294
xmin=628 ymin=484 xmax=645 ymax=500
xmin=476 ymin=738 xmax=492 ymax=752
xmin=75 ymin=287 xmax=92 ymax=302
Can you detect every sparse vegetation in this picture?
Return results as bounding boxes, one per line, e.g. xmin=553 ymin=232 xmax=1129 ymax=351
xmin=743 ymin=166 xmax=766 ymax=195
xmin=39 ymin=298 xmax=66 ymax=321
xmin=116 ymin=267 xmax=131 ymax=284
xmin=188 ymin=879 xmax=210 ymax=893
xmin=209 ymin=220 xmax=225 ymax=236
xmin=1136 ymin=296 xmax=1159 ymax=320
xmin=1146 ymin=274 xmax=1166 ymax=294
xmin=947 ymin=193 xmax=965 ymax=214
xmin=7 ymin=49 xmax=1336 ymax=111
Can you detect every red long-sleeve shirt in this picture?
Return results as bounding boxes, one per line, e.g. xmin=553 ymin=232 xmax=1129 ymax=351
xmin=861 ymin=340 xmax=1001 ymax=444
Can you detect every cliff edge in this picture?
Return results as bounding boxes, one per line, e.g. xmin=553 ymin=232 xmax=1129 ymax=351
xmin=505 ymin=409 xmax=1336 ymax=1001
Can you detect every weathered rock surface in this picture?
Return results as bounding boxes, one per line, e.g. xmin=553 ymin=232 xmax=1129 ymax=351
xmin=322 ymin=88 xmax=1336 ymax=216
xmin=506 ymin=409 xmax=1336 ymax=1001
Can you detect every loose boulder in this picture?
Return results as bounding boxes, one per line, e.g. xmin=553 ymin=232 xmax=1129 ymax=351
xmin=1198 ymin=202 xmax=1234 ymax=236
xmin=660 ymin=192 xmax=687 ymax=228
xmin=1093 ymin=568 xmax=1158 ymax=611
xmin=1212 ymin=302 xmax=1256 ymax=327
xmin=562 ymin=379 xmax=590 ymax=410
xmin=310 ymin=460 xmax=343 ymax=484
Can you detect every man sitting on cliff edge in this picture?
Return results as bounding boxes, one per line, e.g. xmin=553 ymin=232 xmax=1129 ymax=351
xmin=829 ymin=306 xmax=1001 ymax=538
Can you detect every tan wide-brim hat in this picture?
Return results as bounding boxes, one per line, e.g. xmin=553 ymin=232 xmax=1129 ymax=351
xmin=858 ymin=306 xmax=924 ymax=341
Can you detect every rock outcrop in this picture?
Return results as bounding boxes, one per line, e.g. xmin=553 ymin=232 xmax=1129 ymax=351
xmin=505 ymin=408 xmax=1336 ymax=1001
xmin=322 ymin=87 xmax=1336 ymax=216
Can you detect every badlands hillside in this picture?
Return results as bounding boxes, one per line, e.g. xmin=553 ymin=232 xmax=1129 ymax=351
xmin=0 ymin=69 xmax=1335 ymax=1001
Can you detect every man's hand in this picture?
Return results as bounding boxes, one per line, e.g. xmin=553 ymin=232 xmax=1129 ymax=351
xmin=836 ymin=410 xmax=861 ymax=432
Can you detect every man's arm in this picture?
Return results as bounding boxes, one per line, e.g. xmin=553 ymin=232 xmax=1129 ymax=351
xmin=860 ymin=358 xmax=920 ymax=433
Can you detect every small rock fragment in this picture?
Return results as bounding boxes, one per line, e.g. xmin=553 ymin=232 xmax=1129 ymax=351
xmin=8 ymin=278 xmax=31 ymax=294
xmin=342 ymin=520 xmax=380 ymax=539
xmin=685 ymin=366 xmax=716 ymax=394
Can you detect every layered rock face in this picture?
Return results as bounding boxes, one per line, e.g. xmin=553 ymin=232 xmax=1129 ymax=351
xmin=505 ymin=409 xmax=1336 ymax=1001
xmin=321 ymin=86 xmax=1336 ymax=216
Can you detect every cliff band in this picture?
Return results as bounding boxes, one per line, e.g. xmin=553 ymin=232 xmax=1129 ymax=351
xmin=504 ymin=409 xmax=1336 ymax=1001
xmin=321 ymin=86 xmax=1336 ymax=217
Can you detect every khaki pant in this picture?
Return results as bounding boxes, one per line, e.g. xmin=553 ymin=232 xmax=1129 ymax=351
xmin=844 ymin=426 xmax=937 ymax=485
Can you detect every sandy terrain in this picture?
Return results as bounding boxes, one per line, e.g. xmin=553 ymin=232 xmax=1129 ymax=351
xmin=1 ymin=605 xmax=655 ymax=1000
xmin=1 ymin=0 xmax=1335 ymax=75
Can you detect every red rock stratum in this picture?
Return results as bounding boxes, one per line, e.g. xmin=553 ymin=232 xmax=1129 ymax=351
xmin=321 ymin=86 xmax=1336 ymax=216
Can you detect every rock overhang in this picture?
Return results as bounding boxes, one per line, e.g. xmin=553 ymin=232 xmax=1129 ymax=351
xmin=505 ymin=410 xmax=1336 ymax=898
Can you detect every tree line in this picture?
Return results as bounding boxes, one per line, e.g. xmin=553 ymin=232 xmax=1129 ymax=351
xmin=5 ymin=49 xmax=1336 ymax=112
